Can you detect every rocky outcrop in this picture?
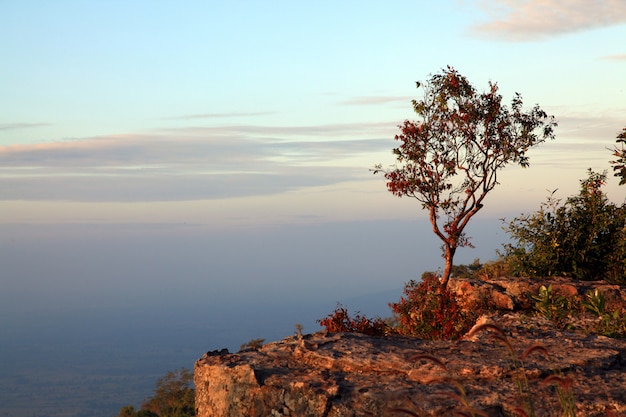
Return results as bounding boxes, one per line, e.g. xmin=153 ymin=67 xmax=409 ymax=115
xmin=194 ymin=278 xmax=626 ymax=417
xmin=448 ymin=276 xmax=626 ymax=312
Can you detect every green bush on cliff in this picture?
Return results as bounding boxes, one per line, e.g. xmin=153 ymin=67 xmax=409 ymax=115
xmin=502 ymin=169 xmax=626 ymax=283
xmin=117 ymin=368 xmax=195 ymax=417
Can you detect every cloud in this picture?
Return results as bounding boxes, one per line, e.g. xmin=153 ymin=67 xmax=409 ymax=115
xmin=601 ymin=53 xmax=626 ymax=61
xmin=158 ymin=121 xmax=397 ymax=137
xmin=166 ymin=112 xmax=276 ymax=120
xmin=0 ymin=169 xmax=345 ymax=202
xmin=0 ymin=122 xmax=396 ymax=202
xmin=338 ymin=96 xmax=413 ymax=106
xmin=0 ymin=123 xmax=50 ymax=131
xmin=522 ymin=110 xmax=626 ymax=174
xmin=470 ymin=0 xmax=626 ymax=41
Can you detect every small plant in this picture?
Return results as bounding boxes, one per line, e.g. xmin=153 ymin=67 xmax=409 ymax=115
xmin=294 ymin=323 xmax=304 ymax=338
xmin=598 ymin=310 xmax=626 ymax=338
xmin=583 ymin=289 xmax=606 ymax=317
xmin=317 ymin=304 xmax=386 ymax=336
xmin=532 ymin=285 xmax=576 ymax=327
xmin=581 ymin=289 xmax=626 ymax=338
xmin=389 ymin=274 xmax=478 ymax=340
xmin=239 ymin=338 xmax=265 ymax=351
xmin=530 ymin=286 xmax=626 ymax=339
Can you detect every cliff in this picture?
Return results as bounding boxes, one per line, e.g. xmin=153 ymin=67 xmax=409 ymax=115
xmin=194 ymin=278 xmax=626 ymax=416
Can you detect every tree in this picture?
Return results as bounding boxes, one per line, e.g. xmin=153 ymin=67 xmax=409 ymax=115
xmin=609 ymin=126 xmax=626 ymax=185
xmin=374 ymin=67 xmax=557 ymax=288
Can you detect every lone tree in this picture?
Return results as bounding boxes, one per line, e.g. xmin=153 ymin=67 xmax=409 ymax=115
xmin=375 ymin=67 xmax=557 ymax=288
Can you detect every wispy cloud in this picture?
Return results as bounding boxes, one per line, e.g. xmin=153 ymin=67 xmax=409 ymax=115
xmin=166 ymin=111 xmax=276 ymax=120
xmin=157 ymin=121 xmax=398 ymax=138
xmin=601 ymin=53 xmax=626 ymax=61
xmin=339 ymin=96 xmax=412 ymax=106
xmin=0 ymin=123 xmax=50 ymax=131
xmin=471 ymin=0 xmax=626 ymax=41
xmin=0 ymin=122 xmax=396 ymax=202
xmin=526 ymin=110 xmax=626 ymax=172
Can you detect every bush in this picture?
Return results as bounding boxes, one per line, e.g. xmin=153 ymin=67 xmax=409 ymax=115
xmin=117 ymin=406 xmax=158 ymax=417
xmin=503 ymin=169 xmax=626 ymax=283
xmin=448 ymin=257 xmax=512 ymax=280
xmin=116 ymin=368 xmax=194 ymax=417
xmin=141 ymin=368 xmax=195 ymax=417
xmin=239 ymin=338 xmax=265 ymax=351
xmin=317 ymin=304 xmax=386 ymax=336
xmin=389 ymin=273 xmax=477 ymax=340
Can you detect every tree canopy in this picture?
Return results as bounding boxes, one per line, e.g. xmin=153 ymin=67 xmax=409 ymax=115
xmin=375 ymin=66 xmax=557 ymax=287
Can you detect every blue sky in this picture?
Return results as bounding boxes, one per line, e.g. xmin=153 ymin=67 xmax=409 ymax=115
xmin=2 ymin=0 xmax=625 ymax=228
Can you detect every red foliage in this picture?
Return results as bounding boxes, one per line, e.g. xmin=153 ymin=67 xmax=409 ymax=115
xmin=317 ymin=304 xmax=386 ymax=336
xmin=389 ymin=274 xmax=475 ymax=340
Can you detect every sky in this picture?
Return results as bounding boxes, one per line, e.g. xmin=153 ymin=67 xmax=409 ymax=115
xmin=1 ymin=0 xmax=626 ymax=335
xmin=1 ymin=0 xmax=624 ymax=227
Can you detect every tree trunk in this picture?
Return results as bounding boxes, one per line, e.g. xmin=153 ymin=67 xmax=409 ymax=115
xmin=441 ymin=245 xmax=456 ymax=288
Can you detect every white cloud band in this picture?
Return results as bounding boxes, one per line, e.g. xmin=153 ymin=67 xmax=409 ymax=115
xmin=471 ymin=0 xmax=626 ymax=41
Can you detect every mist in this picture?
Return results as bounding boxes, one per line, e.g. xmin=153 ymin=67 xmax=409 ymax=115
xmin=0 ymin=218 xmax=507 ymax=416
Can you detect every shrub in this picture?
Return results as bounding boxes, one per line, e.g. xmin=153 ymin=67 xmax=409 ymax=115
xmin=141 ymin=368 xmax=195 ymax=417
xmin=239 ymin=338 xmax=265 ymax=351
xmin=117 ymin=368 xmax=195 ymax=417
xmin=503 ymin=169 xmax=626 ymax=283
xmin=389 ymin=273 xmax=477 ymax=340
xmin=317 ymin=304 xmax=386 ymax=336
xmin=117 ymin=406 xmax=158 ymax=417
xmin=446 ymin=257 xmax=512 ymax=280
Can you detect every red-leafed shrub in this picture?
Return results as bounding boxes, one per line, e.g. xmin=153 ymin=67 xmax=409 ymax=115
xmin=390 ymin=273 xmax=476 ymax=340
xmin=317 ymin=304 xmax=386 ymax=336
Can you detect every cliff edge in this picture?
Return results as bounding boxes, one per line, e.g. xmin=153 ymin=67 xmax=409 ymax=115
xmin=194 ymin=278 xmax=626 ymax=416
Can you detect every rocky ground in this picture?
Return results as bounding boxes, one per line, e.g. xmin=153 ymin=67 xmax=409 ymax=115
xmin=195 ymin=277 xmax=626 ymax=417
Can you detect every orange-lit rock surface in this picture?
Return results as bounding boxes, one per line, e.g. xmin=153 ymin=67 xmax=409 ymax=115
xmin=195 ymin=279 xmax=626 ymax=417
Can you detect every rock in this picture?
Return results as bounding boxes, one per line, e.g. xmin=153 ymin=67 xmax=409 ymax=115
xmin=195 ymin=277 xmax=626 ymax=416
xmin=449 ymin=276 xmax=626 ymax=312
xmin=195 ymin=313 xmax=626 ymax=417
xmin=448 ymin=278 xmax=516 ymax=311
